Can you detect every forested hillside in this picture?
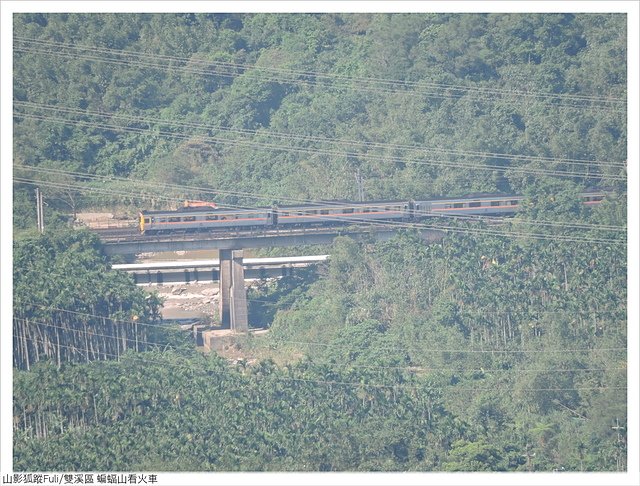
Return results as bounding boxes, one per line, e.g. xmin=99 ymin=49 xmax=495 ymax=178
xmin=12 ymin=13 xmax=627 ymax=472
xmin=13 ymin=13 xmax=626 ymax=221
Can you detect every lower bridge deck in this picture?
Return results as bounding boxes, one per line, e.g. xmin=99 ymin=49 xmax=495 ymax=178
xmin=112 ymin=255 xmax=329 ymax=286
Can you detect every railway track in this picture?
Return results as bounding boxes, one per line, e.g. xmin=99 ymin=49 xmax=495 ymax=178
xmin=91 ymin=227 xmax=139 ymax=238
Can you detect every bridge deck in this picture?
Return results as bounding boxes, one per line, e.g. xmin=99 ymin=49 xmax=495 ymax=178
xmin=98 ymin=225 xmax=445 ymax=255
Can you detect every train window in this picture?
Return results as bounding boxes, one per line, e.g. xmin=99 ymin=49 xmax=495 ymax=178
xmin=158 ymin=218 xmax=167 ymax=223
xmin=363 ymin=207 xmax=370 ymax=213
xmin=343 ymin=208 xmax=354 ymax=214
xmin=444 ymin=204 xmax=452 ymax=209
xmin=168 ymin=217 xmax=181 ymax=223
xmin=490 ymin=201 xmax=500 ymax=206
xmin=297 ymin=211 xmax=304 ymax=216
xmin=320 ymin=209 xmax=329 ymax=215
xmin=183 ymin=216 xmax=196 ymax=222
xmin=308 ymin=210 xmax=318 ymax=215
xmin=510 ymin=200 xmax=519 ymax=206
xmin=453 ymin=203 xmax=464 ymax=209
xmin=205 ymin=215 xmax=218 ymax=221
xmin=590 ymin=195 xmax=604 ymax=202
xmin=469 ymin=202 xmax=481 ymax=208
xmin=144 ymin=218 xmax=150 ymax=224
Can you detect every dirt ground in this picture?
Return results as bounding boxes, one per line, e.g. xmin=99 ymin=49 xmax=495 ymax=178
xmin=151 ymin=281 xmax=220 ymax=321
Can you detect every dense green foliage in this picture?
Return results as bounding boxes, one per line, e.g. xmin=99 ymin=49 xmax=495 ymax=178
xmin=13 ymin=229 xmax=165 ymax=369
xmin=13 ymin=13 xmax=626 ymax=227
xmin=13 ymin=224 xmax=627 ymax=471
xmin=262 ymin=227 xmax=626 ymax=471
xmin=12 ymin=13 xmax=627 ymax=472
xmin=14 ymin=352 xmax=452 ymax=472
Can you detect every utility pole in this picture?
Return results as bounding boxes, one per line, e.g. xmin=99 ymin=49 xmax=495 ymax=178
xmin=355 ymin=167 xmax=364 ymax=202
xmin=35 ymin=187 xmax=44 ymax=234
xmin=522 ymin=443 xmax=535 ymax=472
xmin=612 ymin=418 xmax=624 ymax=471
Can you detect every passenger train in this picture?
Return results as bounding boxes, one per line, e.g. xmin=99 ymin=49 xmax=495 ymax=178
xmin=139 ymin=190 xmax=606 ymax=235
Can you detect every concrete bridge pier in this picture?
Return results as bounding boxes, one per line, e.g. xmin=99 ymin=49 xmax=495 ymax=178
xmin=219 ymin=249 xmax=248 ymax=332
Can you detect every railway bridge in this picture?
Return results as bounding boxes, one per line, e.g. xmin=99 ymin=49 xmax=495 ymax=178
xmin=99 ymin=225 xmax=445 ymax=332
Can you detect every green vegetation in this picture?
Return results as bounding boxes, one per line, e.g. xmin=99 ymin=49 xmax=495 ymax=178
xmin=13 ymin=229 xmax=167 ymax=369
xmin=13 ymin=225 xmax=627 ymax=471
xmin=12 ymin=13 xmax=627 ymax=472
xmin=13 ymin=13 xmax=626 ymax=224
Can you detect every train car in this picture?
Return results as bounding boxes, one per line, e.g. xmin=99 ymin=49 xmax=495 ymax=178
xmin=415 ymin=194 xmax=523 ymax=217
xmin=274 ymin=200 xmax=412 ymax=226
xmin=581 ymin=190 xmax=606 ymax=205
xmin=415 ymin=190 xmax=605 ymax=218
xmin=139 ymin=207 xmax=272 ymax=234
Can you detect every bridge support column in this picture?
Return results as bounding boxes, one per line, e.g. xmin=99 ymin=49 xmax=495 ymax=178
xmin=219 ymin=249 xmax=232 ymax=327
xmin=218 ymin=249 xmax=248 ymax=332
xmin=230 ymin=250 xmax=249 ymax=332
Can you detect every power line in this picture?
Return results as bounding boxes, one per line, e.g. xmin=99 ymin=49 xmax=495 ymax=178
xmin=13 ymin=177 xmax=182 ymax=205
xmin=14 ymin=101 xmax=628 ymax=169
xmin=15 ymin=44 xmax=512 ymax=103
xmin=13 ymin=175 xmax=626 ymax=245
xmin=14 ymin=35 xmax=623 ymax=104
xmin=21 ymin=35 xmax=620 ymax=102
xmin=13 ymin=177 xmax=626 ymax=244
xmin=19 ymin=302 xmax=629 ymax=327
xmin=13 ymin=111 xmax=628 ymax=182
xmin=12 ymin=110 xmax=598 ymax=182
xmin=14 ymin=169 xmax=622 ymax=245
xmin=14 ymin=317 xmax=171 ymax=352
xmin=16 ymin=303 xmax=627 ymax=355
xmin=15 ymin=318 xmax=626 ymax=375
xmin=18 ymin=336 xmax=628 ymax=393
xmin=15 ymin=164 xmax=627 ymax=233
xmin=13 ymin=36 xmax=627 ymax=110
xmin=271 ymin=340 xmax=627 ymax=354
xmin=13 ymin=102 xmax=629 ymax=177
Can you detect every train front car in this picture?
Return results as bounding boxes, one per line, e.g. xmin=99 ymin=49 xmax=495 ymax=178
xmin=139 ymin=207 xmax=271 ymax=234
